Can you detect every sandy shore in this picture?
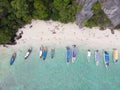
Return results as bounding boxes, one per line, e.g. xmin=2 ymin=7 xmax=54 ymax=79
xmin=1 ymin=20 xmax=120 ymax=50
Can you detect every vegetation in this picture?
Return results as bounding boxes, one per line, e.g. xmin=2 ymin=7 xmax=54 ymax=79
xmin=1 ymin=1 xmax=120 ymax=44
xmin=0 ymin=0 xmax=81 ymax=43
xmin=82 ymin=1 xmax=112 ymax=28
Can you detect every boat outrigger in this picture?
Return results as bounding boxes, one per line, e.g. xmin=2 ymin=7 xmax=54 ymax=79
xmin=113 ymin=48 xmax=118 ymax=63
xmin=10 ymin=52 xmax=16 ymax=65
xmin=72 ymin=45 xmax=76 ymax=63
xmin=66 ymin=46 xmax=71 ymax=63
xmin=104 ymin=51 xmax=109 ymax=69
xmin=95 ymin=50 xmax=100 ymax=66
xmin=51 ymin=48 xmax=55 ymax=59
xmin=25 ymin=47 xmax=32 ymax=59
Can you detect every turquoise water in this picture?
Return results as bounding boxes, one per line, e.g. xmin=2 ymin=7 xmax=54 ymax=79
xmin=0 ymin=47 xmax=120 ymax=90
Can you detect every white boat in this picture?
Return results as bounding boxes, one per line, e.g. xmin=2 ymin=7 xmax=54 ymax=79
xmin=25 ymin=47 xmax=32 ymax=59
xmin=39 ymin=46 xmax=43 ymax=58
xmin=87 ymin=49 xmax=91 ymax=62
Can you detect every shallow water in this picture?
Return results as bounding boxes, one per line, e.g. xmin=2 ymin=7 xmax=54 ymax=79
xmin=0 ymin=47 xmax=120 ymax=90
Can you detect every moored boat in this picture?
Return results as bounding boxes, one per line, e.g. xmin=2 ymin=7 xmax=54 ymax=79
xmin=42 ymin=47 xmax=47 ymax=60
xmin=10 ymin=52 xmax=16 ymax=65
xmin=104 ymin=51 xmax=109 ymax=69
xmin=113 ymin=48 xmax=118 ymax=63
xmin=25 ymin=47 xmax=32 ymax=59
xmin=72 ymin=45 xmax=76 ymax=63
xmin=87 ymin=49 xmax=91 ymax=62
xmin=39 ymin=46 xmax=43 ymax=58
xmin=51 ymin=48 xmax=55 ymax=59
xmin=95 ymin=50 xmax=100 ymax=66
xmin=66 ymin=46 xmax=71 ymax=63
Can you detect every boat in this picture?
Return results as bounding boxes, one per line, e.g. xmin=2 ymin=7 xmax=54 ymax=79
xmin=95 ymin=50 xmax=100 ymax=66
xmin=39 ymin=46 xmax=43 ymax=58
xmin=42 ymin=47 xmax=47 ymax=60
xmin=87 ymin=49 xmax=91 ymax=62
xmin=72 ymin=45 xmax=76 ymax=63
xmin=51 ymin=48 xmax=55 ymax=59
xmin=25 ymin=47 xmax=32 ymax=59
xmin=66 ymin=46 xmax=71 ymax=63
xmin=10 ymin=52 xmax=16 ymax=65
xmin=113 ymin=48 xmax=118 ymax=63
xmin=104 ymin=51 xmax=109 ymax=69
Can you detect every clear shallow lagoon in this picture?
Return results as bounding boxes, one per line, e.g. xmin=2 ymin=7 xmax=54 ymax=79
xmin=0 ymin=47 xmax=120 ymax=90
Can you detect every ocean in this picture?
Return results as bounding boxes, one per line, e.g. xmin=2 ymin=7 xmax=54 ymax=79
xmin=0 ymin=46 xmax=120 ymax=90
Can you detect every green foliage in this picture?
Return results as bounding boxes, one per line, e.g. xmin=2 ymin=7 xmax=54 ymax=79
xmin=32 ymin=0 xmax=48 ymax=20
xmin=83 ymin=1 xmax=111 ymax=28
xmin=0 ymin=0 xmax=80 ymax=43
xmin=51 ymin=0 xmax=81 ymax=23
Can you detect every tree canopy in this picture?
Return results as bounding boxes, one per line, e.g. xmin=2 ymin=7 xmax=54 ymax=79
xmin=0 ymin=0 xmax=81 ymax=43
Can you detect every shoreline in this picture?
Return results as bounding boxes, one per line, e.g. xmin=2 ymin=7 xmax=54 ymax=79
xmin=0 ymin=20 xmax=120 ymax=50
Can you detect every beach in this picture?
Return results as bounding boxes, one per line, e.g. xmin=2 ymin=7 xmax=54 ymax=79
xmin=0 ymin=20 xmax=119 ymax=50
xmin=0 ymin=20 xmax=120 ymax=90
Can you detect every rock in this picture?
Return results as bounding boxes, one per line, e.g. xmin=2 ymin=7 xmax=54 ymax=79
xmin=76 ymin=0 xmax=97 ymax=27
xmin=76 ymin=0 xmax=120 ymax=27
xmin=101 ymin=0 xmax=120 ymax=27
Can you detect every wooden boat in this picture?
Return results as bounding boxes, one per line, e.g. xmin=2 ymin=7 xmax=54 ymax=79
xmin=10 ymin=52 xmax=16 ymax=65
xmin=25 ymin=47 xmax=32 ymax=59
xmin=104 ymin=51 xmax=109 ymax=69
xmin=42 ymin=47 xmax=47 ymax=60
xmin=39 ymin=46 xmax=43 ymax=58
xmin=87 ymin=49 xmax=91 ymax=62
xmin=95 ymin=50 xmax=100 ymax=66
xmin=72 ymin=45 xmax=76 ymax=63
xmin=66 ymin=46 xmax=71 ymax=63
xmin=51 ymin=48 xmax=55 ymax=59
xmin=113 ymin=48 xmax=118 ymax=63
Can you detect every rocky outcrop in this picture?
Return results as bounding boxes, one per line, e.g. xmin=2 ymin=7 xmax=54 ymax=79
xmin=101 ymin=0 xmax=120 ymax=27
xmin=76 ymin=0 xmax=97 ymax=27
xmin=76 ymin=0 xmax=120 ymax=28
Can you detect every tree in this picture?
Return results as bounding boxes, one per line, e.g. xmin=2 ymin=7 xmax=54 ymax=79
xmin=11 ymin=0 xmax=32 ymax=22
xmin=52 ymin=0 xmax=81 ymax=23
xmin=32 ymin=0 xmax=48 ymax=19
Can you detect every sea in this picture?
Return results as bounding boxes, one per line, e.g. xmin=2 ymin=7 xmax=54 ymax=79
xmin=0 ymin=46 xmax=120 ymax=90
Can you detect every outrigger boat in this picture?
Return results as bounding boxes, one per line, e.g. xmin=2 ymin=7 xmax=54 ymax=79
xmin=104 ymin=51 xmax=110 ymax=69
xmin=25 ymin=47 xmax=32 ymax=59
xmin=66 ymin=46 xmax=71 ymax=63
xmin=10 ymin=52 xmax=16 ymax=65
xmin=51 ymin=48 xmax=55 ymax=59
xmin=72 ymin=45 xmax=76 ymax=63
xmin=113 ymin=48 xmax=118 ymax=63
xmin=87 ymin=49 xmax=91 ymax=62
xmin=39 ymin=46 xmax=43 ymax=58
xmin=95 ymin=50 xmax=100 ymax=66
xmin=42 ymin=47 xmax=47 ymax=60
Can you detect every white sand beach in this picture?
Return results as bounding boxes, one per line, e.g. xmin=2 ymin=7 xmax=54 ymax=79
xmin=1 ymin=20 xmax=120 ymax=50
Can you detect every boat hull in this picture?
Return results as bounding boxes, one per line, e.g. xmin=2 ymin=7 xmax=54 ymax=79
xmin=42 ymin=51 xmax=47 ymax=60
xmin=39 ymin=50 xmax=42 ymax=58
xmin=25 ymin=52 xmax=31 ymax=59
xmin=104 ymin=51 xmax=109 ymax=69
xmin=66 ymin=48 xmax=70 ymax=63
xmin=10 ymin=58 xmax=15 ymax=65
